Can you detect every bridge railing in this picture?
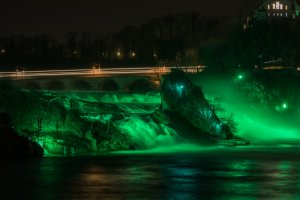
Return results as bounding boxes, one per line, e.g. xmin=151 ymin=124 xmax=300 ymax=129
xmin=0 ymin=66 xmax=207 ymax=80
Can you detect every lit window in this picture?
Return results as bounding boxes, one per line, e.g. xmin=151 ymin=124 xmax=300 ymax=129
xmin=268 ymin=12 xmax=270 ymax=16
xmin=280 ymin=13 xmax=283 ymax=16
xmin=273 ymin=13 xmax=275 ymax=16
xmin=286 ymin=12 xmax=288 ymax=17
xmin=268 ymin=5 xmax=270 ymax=9
xmin=273 ymin=4 xmax=276 ymax=9
xmin=280 ymin=4 xmax=283 ymax=9
xmin=275 ymin=2 xmax=280 ymax=9
xmin=286 ymin=5 xmax=288 ymax=10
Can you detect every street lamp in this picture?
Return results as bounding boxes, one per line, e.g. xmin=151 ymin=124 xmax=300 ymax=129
xmin=131 ymin=52 xmax=136 ymax=57
xmin=116 ymin=50 xmax=121 ymax=58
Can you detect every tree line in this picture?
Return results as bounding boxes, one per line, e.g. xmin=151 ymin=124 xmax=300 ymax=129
xmin=1 ymin=11 xmax=299 ymax=72
xmin=0 ymin=12 xmax=226 ymax=69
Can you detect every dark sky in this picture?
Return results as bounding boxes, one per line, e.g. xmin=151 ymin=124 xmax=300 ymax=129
xmin=0 ymin=0 xmax=259 ymax=36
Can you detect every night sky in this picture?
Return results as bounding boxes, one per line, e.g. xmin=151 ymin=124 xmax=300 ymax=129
xmin=0 ymin=0 xmax=260 ymax=36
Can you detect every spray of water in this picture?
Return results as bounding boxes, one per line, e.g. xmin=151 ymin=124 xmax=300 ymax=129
xmin=61 ymin=74 xmax=300 ymax=152
xmin=116 ymin=116 xmax=180 ymax=149
xmin=194 ymin=74 xmax=300 ymax=144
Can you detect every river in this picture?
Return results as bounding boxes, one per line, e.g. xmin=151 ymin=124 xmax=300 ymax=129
xmin=1 ymin=145 xmax=300 ymax=200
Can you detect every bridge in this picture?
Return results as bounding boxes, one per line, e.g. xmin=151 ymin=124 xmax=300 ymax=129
xmin=0 ymin=66 xmax=206 ymax=91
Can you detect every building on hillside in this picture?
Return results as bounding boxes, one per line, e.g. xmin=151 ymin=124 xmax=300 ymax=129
xmin=243 ymin=0 xmax=300 ymax=29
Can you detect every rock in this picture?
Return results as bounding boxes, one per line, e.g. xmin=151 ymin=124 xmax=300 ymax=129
xmin=0 ymin=112 xmax=44 ymax=157
xmin=161 ymin=69 xmax=249 ymax=145
xmin=152 ymin=109 xmax=170 ymax=125
xmin=161 ymin=69 xmax=224 ymax=137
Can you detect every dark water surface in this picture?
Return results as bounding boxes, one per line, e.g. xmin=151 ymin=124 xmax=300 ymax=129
xmin=1 ymin=146 xmax=300 ymax=200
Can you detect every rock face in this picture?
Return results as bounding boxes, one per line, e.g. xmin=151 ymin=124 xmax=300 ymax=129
xmin=0 ymin=82 xmax=176 ymax=154
xmin=0 ymin=75 xmax=249 ymax=157
xmin=0 ymin=112 xmax=43 ymax=157
xmin=161 ymin=69 xmax=249 ymax=145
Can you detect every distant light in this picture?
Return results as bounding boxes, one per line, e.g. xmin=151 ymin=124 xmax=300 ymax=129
xmin=176 ymin=84 xmax=185 ymax=95
xmin=116 ymin=49 xmax=121 ymax=57
xmin=1 ymin=49 xmax=5 ymax=53
xmin=238 ymin=74 xmax=243 ymax=79
xmin=282 ymin=103 xmax=288 ymax=109
xmin=131 ymin=52 xmax=136 ymax=57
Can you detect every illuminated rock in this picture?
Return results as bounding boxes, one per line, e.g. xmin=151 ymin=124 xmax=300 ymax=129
xmin=161 ymin=69 xmax=249 ymax=145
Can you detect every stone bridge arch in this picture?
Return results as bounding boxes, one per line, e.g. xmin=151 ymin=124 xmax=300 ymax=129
xmin=46 ymin=81 xmax=64 ymax=90
xmin=71 ymin=80 xmax=91 ymax=91
xmin=100 ymin=79 xmax=120 ymax=91
xmin=25 ymin=81 xmax=41 ymax=90
xmin=128 ymin=78 xmax=156 ymax=92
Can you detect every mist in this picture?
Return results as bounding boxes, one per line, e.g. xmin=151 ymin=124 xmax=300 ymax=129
xmin=192 ymin=74 xmax=300 ymax=144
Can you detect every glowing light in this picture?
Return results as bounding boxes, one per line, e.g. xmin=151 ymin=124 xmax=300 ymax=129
xmin=282 ymin=103 xmax=287 ymax=109
xmin=176 ymin=84 xmax=185 ymax=96
xmin=116 ymin=50 xmax=121 ymax=57
xmin=275 ymin=2 xmax=282 ymax=10
xmin=237 ymin=74 xmax=244 ymax=80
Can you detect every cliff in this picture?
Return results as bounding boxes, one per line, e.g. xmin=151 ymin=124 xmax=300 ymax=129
xmin=161 ymin=69 xmax=249 ymax=145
